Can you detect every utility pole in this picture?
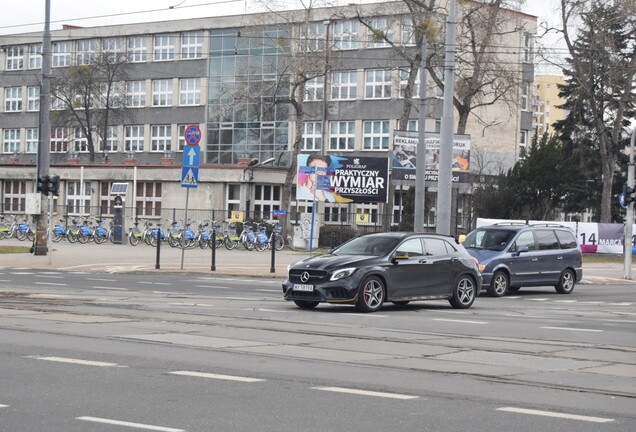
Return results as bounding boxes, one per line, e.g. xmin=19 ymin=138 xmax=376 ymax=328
xmin=436 ymin=0 xmax=456 ymax=235
xmin=414 ymin=37 xmax=429 ymax=232
xmin=624 ymin=127 xmax=636 ymax=279
xmin=34 ymin=0 xmax=52 ymax=256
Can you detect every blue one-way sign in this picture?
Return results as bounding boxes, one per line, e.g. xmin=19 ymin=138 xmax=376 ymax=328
xmin=183 ymin=145 xmax=200 ymax=168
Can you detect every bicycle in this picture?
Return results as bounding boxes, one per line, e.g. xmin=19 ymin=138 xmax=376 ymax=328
xmin=237 ymin=222 xmax=255 ymax=251
xmin=223 ymin=221 xmax=239 ymax=250
xmin=0 ymin=215 xmax=9 ymax=240
xmin=253 ymin=223 xmax=270 ymax=252
xmin=92 ymin=219 xmax=110 ymax=244
xmin=195 ymin=221 xmax=211 ymax=249
xmin=267 ymin=220 xmax=286 ymax=251
xmin=51 ymin=219 xmax=68 ymax=242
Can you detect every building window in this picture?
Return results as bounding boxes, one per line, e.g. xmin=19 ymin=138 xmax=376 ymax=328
xmin=324 ymin=204 xmax=348 ymax=223
xmin=179 ymin=78 xmax=200 ymax=106
xmin=367 ymin=17 xmax=392 ymax=48
xmin=28 ymin=44 xmax=42 ymax=69
xmin=177 ymin=124 xmax=189 ymax=151
xmin=3 ymin=180 xmax=26 ymax=213
xmin=181 ymin=31 xmax=203 ymax=59
xmin=363 ymin=120 xmax=390 ymax=150
xmin=126 ymin=80 xmax=146 ymax=107
xmin=333 ymin=20 xmax=359 ymax=50
xmin=226 ymin=184 xmax=241 ymax=218
xmin=26 ymin=128 xmax=39 ymax=154
xmin=521 ymin=82 xmax=529 ymax=111
xmin=365 ymin=69 xmax=391 ymax=99
xmin=356 ymin=203 xmax=379 ymax=224
xmin=519 ymin=130 xmax=528 ymax=159
xmin=73 ymin=128 xmax=89 ymax=152
xmin=301 ymin=22 xmax=326 ymax=52
xmin=401 ymin=17 xmax=416 ymax=46
xmin=154 ymin=34 xmax=176 ymax=61
xmin=151 ymin=125 xmax=171 ymax=152
xmin=523 ymin=33 xmax=532 ymax=63
xmin=52 ymin=41 xmax=72 ymax=67
xmin=125 ymin=125 xmax=145 ymax=152
xmin=304 ymin=76 xmax=324 ymax=101
xmin=136 ymin=182 xmax=162 ymax=217
xmin=302 ymin=121 xmax=322 ymax=151
xmin=399 ymin=68 xmax=420 ymax=99
xmin=51 ymin=128 xmax=68 ymax=153
xmin=127 ymin=36 xmax=148 ymax=62
xmin=99 ymin=126 xmax=118 ymax=153
xmin=66 ymin=181 xmax=91 ymax=216
xmin=331 ymin=70 xmax=357 ymax=100
xmin=77 ymin=39 xmax=97 ymax=65
xmin=407 ymin=119 xmax=418 ymax=131
xmin=253 ymin=185 xmax=281 ymax=219
xmin=102 ymin=37 xmax=123 ymax=59
xmin=27 ymin=86 xmax=40 ymax=111
xmin=152 ymin=79 xmax=173 ymax=106
xmin=6 ymin=46 xmax=24 ymax=70
xmin=3 ymin=129 xmax=20 ymax=154
xmin=5 ymin=87 xmax=23 ymax=112
xmin=329 ymin=120 xmax=355 ymax=151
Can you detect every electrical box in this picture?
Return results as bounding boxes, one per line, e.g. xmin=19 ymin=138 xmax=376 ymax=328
xmin=25 ymin=193 xmax=42 ymax=215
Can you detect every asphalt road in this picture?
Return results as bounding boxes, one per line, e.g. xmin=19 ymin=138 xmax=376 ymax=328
xmin=0 ymin=268 xmax=634 ymax=431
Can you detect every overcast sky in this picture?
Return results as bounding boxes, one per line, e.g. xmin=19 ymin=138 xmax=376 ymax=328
xmin=0 ymin=0 xmax=560 ymax=36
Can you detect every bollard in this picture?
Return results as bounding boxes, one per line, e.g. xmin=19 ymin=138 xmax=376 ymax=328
xmin=330 ymin=232 xmax=336 ymax=250
xmin=155 ymin=226 xmax=161 ymax=270
xmin=211 ymin=228 xmax=216 ymax=271
xmin=270 ymin=235 xmax=276 ymax=273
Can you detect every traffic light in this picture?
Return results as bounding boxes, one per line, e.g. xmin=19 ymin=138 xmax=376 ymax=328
xmin=49 ymin=175 xmax=60 ymax=196
xmin=38 ymin=175 xmax=51 ymax=195
xmin=623 ymin=184 xmax=635 ymax=204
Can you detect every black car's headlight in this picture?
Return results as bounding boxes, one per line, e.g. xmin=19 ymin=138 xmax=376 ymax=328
xmin=330 ymin=267 xmax=357 ymax=281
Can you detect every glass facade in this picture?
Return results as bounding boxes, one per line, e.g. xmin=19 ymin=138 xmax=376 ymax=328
xmin=207 ymin=26 xmax=290 ymax=164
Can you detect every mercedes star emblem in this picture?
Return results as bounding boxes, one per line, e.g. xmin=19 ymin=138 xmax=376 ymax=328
xmin=300 ymin=271 xmax=310 ymax=283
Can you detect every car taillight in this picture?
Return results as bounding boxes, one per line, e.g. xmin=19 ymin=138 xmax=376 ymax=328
xmin=472 ymin=257 xmax=486 ymax=272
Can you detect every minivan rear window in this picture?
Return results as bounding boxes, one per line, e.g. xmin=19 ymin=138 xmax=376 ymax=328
xmin=555 ymin=230 xmax=578 ymax=249
xmin=536 ymin=229 xmax=560 ymax=250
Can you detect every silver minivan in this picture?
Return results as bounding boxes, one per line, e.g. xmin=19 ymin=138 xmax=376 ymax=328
xmin=462 ymin=223 xmax=583 ymax=296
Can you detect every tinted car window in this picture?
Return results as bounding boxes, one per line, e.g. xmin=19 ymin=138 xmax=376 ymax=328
xmin=511 ymin=230 xmax=536 ymax=252
xmin=425 ymin=238 xmax=449 ymax=256
xmin=463 ymin=228 xmax=515 ymax=251
xmin=555 ymin=230 xmax=578 ymax=249
xmin=536 ymin=229 xmax=559 ymax=250
xmin=396 ymin=238 xmax=424 ymax=257
xmin=334 ymin=236 xmax=400 ymax=256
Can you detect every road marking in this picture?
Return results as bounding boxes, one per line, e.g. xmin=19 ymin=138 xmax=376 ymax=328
xmin=528 ymin=298 xmax=549 ymax=301
xmin=553 ymin=300 xmax=577 ymax=303
xmin=90 ymin=286 xmax=129 ymax=291
xmin=34 ymin=282 xmax=67 ymax=286
xmin=28 ymin=356 xmax=126 ymax=367
xmin=168 ymin=302 xmax=214 ymax=307
xmin=222 ymin=296 xmax=261 ymax=301
xmin=77 ymin=416 xmax=185 ymax=431
xmin=35 ymin=274 xmax=65 ymax=279
xmin=138 ymin=281 xmax=171 ymax=286
xmin=0 ymin=404 xmax=8 ymax=408
xmin=256 ymin=308 xmax=292 ymax=313
xmin=254 ymin=289 xmax=281 ymax=293
xmin=497 ymin=407 xmax=613 ymax=423
xmin=605 ymin=319 xmax=636 ymax=324
xmin=170 ymin=371 xmax=265 ymax=382
xmin=0 ymin=279 xmax=11 ymax=282
xmin=195 ymin=285 xmax=230 ymax=290
xmin=541 ymin=326 xmax=603 ymax=333
xmin=312 ymin=386 xmax=418 ymax=400
xmin=86 ymin=277 xmax=117 ymax=282
xmin=342 ymin=313 xmax=388 ymax=318
xmin=432 ymin=318 xmax=488 ymax=325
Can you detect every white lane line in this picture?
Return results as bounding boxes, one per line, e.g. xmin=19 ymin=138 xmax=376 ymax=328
xmin=0 ymin=279 xmax=11 ymax=282
xmin=255 ymin=289 xmax=281 ymax=293
xmin=90 ymin=286 xmax=129 ymax=291
xmin=168 ymin=303 xmax=214 ymax=307
xmin=195 ymin=285 xmax=230 ymax=290
xmin=312 ymin=386 xmax=418 ymax=400
xmin=28 ymin=356 xmax=126 ymax=367
xmin=138 ymin=281 xmax=171 ymax=286
xmin=342 ymin=313 xmax=388 ymax=318
xmin=35 ymin=274 xmax=65 ymax=279
xmin=497 ymin=407 xmax=613 ymax=423
xmin=86 ymin=277 xmax=117 ymax=282
xmin=77 ymin=416 xmax=185 ymax=432
xmin=432 ymin=318 xmax=488 ymax=325
xmin=541 ymin=326 xmax=603 ymax=333
xmin=34 ymin=282 xmax=67 ymax=286
xmin=256 ymin=308 xmax=292 ymax=313
xmin=169 ymin=371 xmax=265 ymax=383
xmin=222 ymin=296 xmax=262 ymax=301
xmin=0 ymin=404 xmax=8 ymax=408
xmin=9 ymin=271 xmax=34 ymax=275
xmin=605 ymin=319 xmax=636 ymax=324
xmin=528 ymin=298 xmax=549 ymax=302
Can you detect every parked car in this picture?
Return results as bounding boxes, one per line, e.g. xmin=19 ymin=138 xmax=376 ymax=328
xmin=462 ymin=223 xmax=583 ymax=297
xmin=282 ymin=232 xmax=482 ymax=312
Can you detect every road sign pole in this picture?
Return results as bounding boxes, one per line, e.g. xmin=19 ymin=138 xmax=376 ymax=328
xmin=180 ymin=188 xmax=190 ymax=270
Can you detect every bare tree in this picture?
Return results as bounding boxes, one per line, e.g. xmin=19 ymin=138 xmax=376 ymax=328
xmin=51 ymin=48 xmax=129 ymax=162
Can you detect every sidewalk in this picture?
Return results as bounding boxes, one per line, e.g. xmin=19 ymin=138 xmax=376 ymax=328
xmin=0 ymin=237 xmax=310 ymax=278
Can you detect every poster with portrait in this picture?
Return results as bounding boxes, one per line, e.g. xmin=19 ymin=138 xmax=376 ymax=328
xmin=392 ymin=130 xmax=471 ymax=185
xmin=297 ymin=154 xmax=389 ymax=203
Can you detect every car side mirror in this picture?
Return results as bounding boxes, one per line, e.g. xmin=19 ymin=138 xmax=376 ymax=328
xmin=392 ymin=253 xmax=409 ymax=263
xmin=512 ymin=245 xmax=529 ymax=256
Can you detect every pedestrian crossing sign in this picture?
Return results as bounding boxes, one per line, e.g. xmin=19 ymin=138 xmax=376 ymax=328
xmin=181 ymin=167 xmax=199 ymax=188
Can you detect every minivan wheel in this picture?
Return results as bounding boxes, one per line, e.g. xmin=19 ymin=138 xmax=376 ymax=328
xmin=555 ymin=269 xmax=576 ymax=294
xmin=488 ymin=270 xmax=509 ymax=297
xmin=356 ymin=276 xmax=385 ymax=313
xmin=293 ymin=300 xmax=319 ymax=310
xmin=449 ymin=275 xmax=476 ymax=309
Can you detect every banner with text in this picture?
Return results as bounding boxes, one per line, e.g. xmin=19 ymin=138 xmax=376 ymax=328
xmin=392 ymin=130 xmax=471 ymax=185
xmin=297 ymin=154 xmax=388 ymax=203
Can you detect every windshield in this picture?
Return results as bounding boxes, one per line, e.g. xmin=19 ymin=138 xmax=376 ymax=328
xmin=333 ymin=236 xmax=400 ymax=256
xmin=463 ymin=228 xmax=516 ymax=252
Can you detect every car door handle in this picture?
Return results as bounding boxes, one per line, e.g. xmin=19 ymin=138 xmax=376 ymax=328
xmin=418 ymin=259 xmax=430 ymax=264
xmin=531 ymin=258 xmax=538 ymax=262
xmin=557 ymin=256 xmax=563 ymax=260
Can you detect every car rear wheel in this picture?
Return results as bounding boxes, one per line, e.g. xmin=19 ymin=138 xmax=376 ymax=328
xmin=356 ymin=276 xmax=385 ymax=313
xmin=555 ymin=269 xmax=576 ymax=294
xmin=488 ymin=270 xmax=509 ymax=297
xmin=293 ymin=300 xmax=319 ymax=310
xmin=449 ymin=275 xmax=476 ymax=309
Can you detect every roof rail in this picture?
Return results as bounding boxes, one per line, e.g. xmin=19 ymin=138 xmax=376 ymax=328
xmin=528 ymin=223 xmax=568 ymax=228
xmin=491 ymin=222 xmax=528 ymax=226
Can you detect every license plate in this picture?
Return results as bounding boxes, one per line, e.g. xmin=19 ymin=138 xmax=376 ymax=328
xmin=292 ymin=284 xmax=314 ymax=292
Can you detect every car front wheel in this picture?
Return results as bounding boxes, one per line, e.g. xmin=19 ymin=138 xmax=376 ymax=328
xmin=555 ymin=269 xmax=576 ymax=294
xmin=356 ymin=276 xmax=385 ymax=313
xmin=488 ymin=270 xmax=509 ymax=297
xmin=449 ymin=275 xmax=476 ymax=309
